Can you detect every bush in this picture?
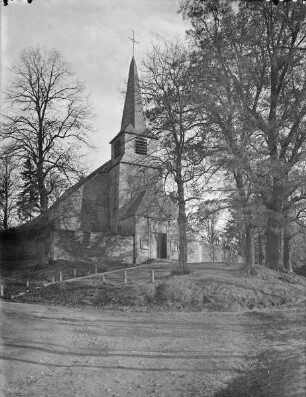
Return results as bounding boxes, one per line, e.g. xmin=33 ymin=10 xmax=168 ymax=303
xmin=170 ymin=268 xmax=192 ymax=276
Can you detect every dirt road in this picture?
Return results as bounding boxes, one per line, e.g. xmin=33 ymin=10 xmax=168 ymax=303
xmin=0 ymin=301 xmax=305 ymax=397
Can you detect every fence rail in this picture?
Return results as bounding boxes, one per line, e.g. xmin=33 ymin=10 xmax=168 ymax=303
xmin=0 ymin=261 xmax=178 ymax=298
xmin=1 ymin=261 xmax=244 ymax=299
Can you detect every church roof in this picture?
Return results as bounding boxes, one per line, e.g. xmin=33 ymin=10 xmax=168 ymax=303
xmin=47 ymin=158 xmax=115 ymax=212
xmin=120 ymin=56 xmax=147 ymax=134
xmin=121 ymin=190 xmax=147 ymax=220
xmin=121 ymin=189 xmax=175 ymax=221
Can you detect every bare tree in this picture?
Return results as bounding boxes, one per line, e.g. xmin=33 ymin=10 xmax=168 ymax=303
xmin=1 ymin=47 xmax=92 ymax=216
xmin=142 ymin=41 xmax=208 ymax=272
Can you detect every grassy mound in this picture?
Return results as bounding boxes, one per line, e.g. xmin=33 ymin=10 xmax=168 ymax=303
xmin=15 ymin=265 xmax=306 ymax=312
xmin=0 ymin=259 xmax=130 ymax=297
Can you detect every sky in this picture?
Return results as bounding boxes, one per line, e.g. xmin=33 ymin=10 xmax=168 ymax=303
xmin=0 ymin=0 xmax=189 ymax=170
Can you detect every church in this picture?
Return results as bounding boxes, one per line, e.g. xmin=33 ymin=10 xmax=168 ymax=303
xmin=46 ymin=56 xmax=181 ymax=264
xmin=2 ymin=57 xmax=230 ymax=266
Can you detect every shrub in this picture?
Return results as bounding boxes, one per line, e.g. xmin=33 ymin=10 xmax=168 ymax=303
xmin=170 ymin=268 xmax=192 ymax=276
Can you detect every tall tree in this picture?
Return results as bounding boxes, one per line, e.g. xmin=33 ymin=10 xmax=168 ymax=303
xmin=2 ymin=48 xmax=92 ymax=216
xmin=0 ymin=152 xmax=18 ymax=230
xmin=181 ymin=0 xmax=306 ymax=271
xmin=17 ymin=158 xmax=40 ymax=222
xmin=142 ymin=42 xmax=207 ymax=272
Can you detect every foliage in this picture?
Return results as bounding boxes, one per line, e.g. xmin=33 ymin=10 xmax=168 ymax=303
xmin=1 ymin=47 xmax=92 ymax=215
xmin=142 ymin=41 xmax=211 ymax=271
xmin=180 ymin=0 xmax=306 ymax=271
xmin=0 ymin=151 xmax=19 ymax=229
xmin=17 ymin=158 xmax=40 ymax=222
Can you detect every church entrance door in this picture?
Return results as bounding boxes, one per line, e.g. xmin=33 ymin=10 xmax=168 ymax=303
xmin=157 ymin=233 xmax=167 ymax=259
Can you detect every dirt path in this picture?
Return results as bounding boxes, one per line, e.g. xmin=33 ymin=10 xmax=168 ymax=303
xmin=0 ymin=301 xmax=305 ymax=397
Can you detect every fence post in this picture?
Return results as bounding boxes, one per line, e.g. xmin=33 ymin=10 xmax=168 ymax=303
xmin=94 ymin=264 xmax=98 ymax=274
xmin=0 ymin=285 xmax=4 ymax=297
xmin=59 ymin=271 xmax=63 ymax=282
xmin=151 ymin=269 xmax=155 ymax=283
xmin=73 ymin=268 xmax=77 ymax=279
xmin=52 ymin=275 xmax=55 ymax=283
xmin=124 ymin=271 xmax=127 ymax=284
xmin=26 ymin=280 xmax=30 ymax=288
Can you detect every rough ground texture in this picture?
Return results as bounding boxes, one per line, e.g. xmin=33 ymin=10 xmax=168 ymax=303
xmin=12 ymin=264 xmax=306 ymax=312
xmin=1 ymin=263 xmax=305 ymax=396
xmin=0 ymin=300 xmax=305 ymax=397
xmin=0 ymin=259 xmax=128 ymax=297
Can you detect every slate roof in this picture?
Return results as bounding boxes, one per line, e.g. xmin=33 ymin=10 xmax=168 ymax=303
xmin=48 ymin=156 xmax=121 ymax=212
xmin=120 ymin=57 xmax=147 ymax=135
xmin=121 ymin=189 xmax=175 ymax=221
xmin=121 ymin=190 xmax=147 ymax=220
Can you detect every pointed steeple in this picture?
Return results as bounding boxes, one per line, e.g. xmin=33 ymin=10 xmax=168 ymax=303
xmin=120 ymin=57 xmax=147 ymax=134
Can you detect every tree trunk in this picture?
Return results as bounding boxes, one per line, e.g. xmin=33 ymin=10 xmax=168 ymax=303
xmin=266 ymin=216 xmax=282 ymax=271
xmin=234 ymin=171 xmax=255 ymax=274
xmin=265 ymin=177 xmax=283 ymax=271
xmin=37 ymin=162 xmax=48 ymax=216
xmin=283 ymin=226 xmax=292 ymax=273
xmin=258 ymin=233 xmax=265 ymax=267
xmin=177 ymin=181 xmax=188 ymax=273
xmin=244 ymin=215 xmax=255 ymax=275
xmin=212 ymin=244 xmax=215 ymax=263
xmin=3 ymin=161 xmax=10 ymax=230
xmin=3 ymin=182 xmax=8 ymax=230
xmin=3 ymin=207 xmax=8 ymax=230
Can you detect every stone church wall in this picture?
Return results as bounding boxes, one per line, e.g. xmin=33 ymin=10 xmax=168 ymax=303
xmin=50 ymin=187 xmax=84 ymax=230
xmin=52 ymin=230 xmax=134 ymax=263
xmin=80 ymin=172 xmax=110 ymax=232
xmin=118 ymin=163 xmax=154 ymax=216
xmin=108 ymin=164 xmax=120 ymax=233
xmin=135 ymin=216 xmax=179 ymax=263
xmin=119 ymin=216 xmax=135 ymax=235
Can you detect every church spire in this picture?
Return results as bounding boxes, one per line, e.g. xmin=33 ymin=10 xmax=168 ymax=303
xmin=120 ymin=57 xmax=147 ymax=134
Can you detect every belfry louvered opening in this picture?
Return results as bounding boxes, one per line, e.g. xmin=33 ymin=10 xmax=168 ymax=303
xmin=135 ymin=137 xmax=147 ymax=155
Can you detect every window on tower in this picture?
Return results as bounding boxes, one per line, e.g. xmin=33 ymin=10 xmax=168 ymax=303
xmin=135 ymin=137 xmax=147 ymax=155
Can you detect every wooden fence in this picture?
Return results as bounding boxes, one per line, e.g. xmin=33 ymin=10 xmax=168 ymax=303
xmin=0 ymin=262 xmax=172 ymax=298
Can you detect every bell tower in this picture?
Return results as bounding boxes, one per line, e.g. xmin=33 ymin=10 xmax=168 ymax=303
xmin=108 ymin=56 xmax=159 ymax=232
xmin=110 ymin=56 xmax=150 ymax=162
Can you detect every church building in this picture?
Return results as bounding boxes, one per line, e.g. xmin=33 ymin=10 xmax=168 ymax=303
xmin=47 ymin=57 xmax=180 ymax=264
xmin=2 ymin=57 xmax=232 ymax=266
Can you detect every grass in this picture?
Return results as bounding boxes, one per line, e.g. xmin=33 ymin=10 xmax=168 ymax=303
xmin=0 ymin=259 xmax=131 ymax=296
xmin=12 ymin=264 xmax=306 ymax=312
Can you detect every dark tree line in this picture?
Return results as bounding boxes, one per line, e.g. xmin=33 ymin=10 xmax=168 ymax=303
xmin=141 ymin=0 xmax=306 ymax=273
xmin=180 ymin=0 xmax=306 ymax=272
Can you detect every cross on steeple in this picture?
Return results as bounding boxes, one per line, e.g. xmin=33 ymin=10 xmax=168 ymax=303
xmin=128 ymin=30 xmax=139 ymax=57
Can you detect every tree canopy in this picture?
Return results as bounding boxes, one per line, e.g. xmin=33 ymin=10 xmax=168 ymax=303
xmin=179 ymin=0 xmax=306 ymax=271
xmin=1 ymin=48 xmax=92 ymax=215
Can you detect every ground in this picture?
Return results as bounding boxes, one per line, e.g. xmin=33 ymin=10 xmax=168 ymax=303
xmin=10 ymin=262 xmax=306 ymax=312
xmin=1 ymin=300 xmax=305 ymax=397
xmin=1 ymin=262 xmax=306 ymax=396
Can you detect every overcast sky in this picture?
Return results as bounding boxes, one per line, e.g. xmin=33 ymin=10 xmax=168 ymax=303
xmin=0 ymin=0 xmax=189 ymax=170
